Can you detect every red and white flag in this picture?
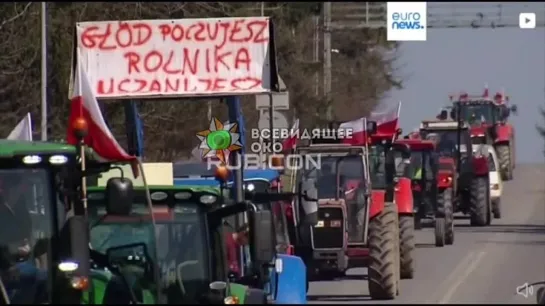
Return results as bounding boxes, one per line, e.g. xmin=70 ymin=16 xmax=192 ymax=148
xmin=340 ymin=117 xmax=367 ymax=145
xmin=66 ymin=54 xmax=137 ymax=173
xmin=370 ymin=101 xmax=401 ymax=135
xmin=282 ymin=118 xmax=299 ymax=152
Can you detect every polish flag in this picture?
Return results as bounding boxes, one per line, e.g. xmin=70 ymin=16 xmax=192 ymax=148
xmin=340 ymin=117 xmax=367 ymax=145
xmin=370 ymin=101 xmax=401 ymax=135
xmin=66 ymin=55 xmax=137 ymax=172
xmin=483 ymin=84 xmax=489 ymax=98
xmin=282 ymin=118 xmax=299 ymax=153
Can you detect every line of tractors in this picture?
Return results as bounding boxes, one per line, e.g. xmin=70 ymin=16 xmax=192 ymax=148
xmin=276 ymin=87 xmax=517 ymax=300
xmin=0 ymin=87 xmax=517 ymax=304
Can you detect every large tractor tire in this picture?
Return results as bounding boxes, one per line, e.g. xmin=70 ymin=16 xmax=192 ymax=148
xmin=469 ymin=177 xmax=491 ymax=226
xmin=398 ymin=216 xmax=415 ymax=279
xmin=437 ymin=188 xmax=455 ymax=245
xmin=496 ymin=145 xmax=513 ymax=181
xmin=368 ymin=203 xmax=400 ymax=300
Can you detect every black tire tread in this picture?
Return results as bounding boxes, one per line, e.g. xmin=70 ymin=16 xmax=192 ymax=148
xmin=398 ymin=216 xmax=415 ymax=279
xmin=368 ymin=203 xmax=399 ymax=300
xmin=442 ymin=188 xmax=455 ymax=245
xmin=469 ymin=177 xmax=489 ymax=226
xmin=496 ymin=145 xmax=513 ymax=181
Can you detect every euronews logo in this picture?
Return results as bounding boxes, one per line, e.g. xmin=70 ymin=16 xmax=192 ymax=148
xmin=391 ymin=12 xmax=425 ymax=30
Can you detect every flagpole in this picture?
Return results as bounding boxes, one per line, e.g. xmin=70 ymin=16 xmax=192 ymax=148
xmin=40 ymin=2 xmax=48 ymax=141
xmin=392 ymin=101 xmax=402 ymax=142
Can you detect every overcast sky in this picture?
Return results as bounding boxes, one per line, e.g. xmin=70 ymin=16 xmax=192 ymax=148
xmin=386 ymin=26 xmax=545 ymax=163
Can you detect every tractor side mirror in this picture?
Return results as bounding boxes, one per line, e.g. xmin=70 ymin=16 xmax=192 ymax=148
xmin=298 ymin=179 xmax=318 ymax=226
xmin=449 ymin=109 xmax=457 ymax=120
xmin=248 ymin=210 xmax=275 ymax=264
xmin=366 ymin=121 xmax=378 ymax=135
xmin=438 ymin=109 xmax=449 ymax=120
xmin=105 ymin=177 xmax=134 ymax=215
xmin=510 ymin=104 xmax=518 ymax=115
xmin=396 ymin=128 xmax=403 ymax=136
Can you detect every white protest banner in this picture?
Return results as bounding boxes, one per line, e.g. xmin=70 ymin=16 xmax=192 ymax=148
xmin=74 ymin=17 xmax=275 ymax=99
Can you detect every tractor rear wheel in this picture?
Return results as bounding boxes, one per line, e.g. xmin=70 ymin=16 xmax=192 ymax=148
xmin=496 ymin=145 xmax=513 ymax=181
xmin=399 ymin=216 xmax=415 ymax=279
xmin=469 ymin=177 xmax=490 ymax=226
xmin=438 ymin=188 xmax=455 ymax=245
xmin=368 ymin=203 xmax=399 ymax=300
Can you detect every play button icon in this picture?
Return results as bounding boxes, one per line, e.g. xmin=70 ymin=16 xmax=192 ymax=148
xmin=519 ymin=13 xmax=536 ymax=29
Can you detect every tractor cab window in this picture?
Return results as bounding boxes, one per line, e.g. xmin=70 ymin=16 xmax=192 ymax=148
xmin=153 ymin=203 xmax=208 ymax=304
xmin=88 ymin=194 xmax=158 ymax=304
xmin=301 ymin=155 xmax=365 ymax=199
xmin=0 ymin=168 xmax=55 ymax=304
xmin=455 ymin=102 xmax=494 ymax=124
xmin=422 ymin=130 xmax=467 ymax=158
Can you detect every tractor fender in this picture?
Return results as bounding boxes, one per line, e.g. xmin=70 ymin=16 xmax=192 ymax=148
xmin=370 ymin=190 xmax=386 ymax=219
xmin=394 ymin=177 xmax=413 ymax=214
xmin=472 ymin=156 xmax=489 ymax=176
xmin=275 ymin=254 xmax=307 ymax=304
xmin=494 ymin=124 xmax=512 ymax=143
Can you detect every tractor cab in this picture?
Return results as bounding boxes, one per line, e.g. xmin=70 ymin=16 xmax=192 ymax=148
xmin=87 ymin=184 xmax=277 ymax=304
xmin=450 ymin=92 xmax=517 ymax=145
xmin=0 ymin=140 xmax=130 ymax=304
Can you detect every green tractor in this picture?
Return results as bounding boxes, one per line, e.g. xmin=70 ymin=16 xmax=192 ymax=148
xmin=84 ymin=184 xmax=277 ymax=304
xmin=0 ymin=139 xmax=118 ymax=304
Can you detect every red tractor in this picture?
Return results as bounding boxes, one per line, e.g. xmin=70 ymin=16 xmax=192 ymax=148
xmin=394 ymin=139 xmax=455 ymax=247
xmin=367 ymin=130 xmax=416 ymax=279
xmin=449 ymin=90 xmax=517 ymax=180
xmin=420 ymin=117 xmax=492 ymax=226
xmin=290 ymin=122 xmax=407 ymax=300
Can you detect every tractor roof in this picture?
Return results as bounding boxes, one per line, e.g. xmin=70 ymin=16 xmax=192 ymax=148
xmin=395 ymin=139 xmax=435 ymax=150
xmin=420 ymin=120 xmax=468 ymax=130
xmin=0 ymin=140 xmax=76 ymax=157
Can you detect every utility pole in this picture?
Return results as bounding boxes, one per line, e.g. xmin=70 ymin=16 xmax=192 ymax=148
xmin=40 ymin=2 xmax=48 ymax=141
xmin=322 ymin=2 xmax=332 ymax=121
xmin=260 ymin=2 xmax=265 ymax=16
xmin=313 ymin=15 xmax=320 ymax=97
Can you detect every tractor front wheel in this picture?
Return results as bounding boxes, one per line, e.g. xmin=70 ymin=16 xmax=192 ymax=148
xmin=399 ymin=215 xmax=415 ymax=279
xmin=368 ymin=203 xmax=400 ymax=300
xmin=469 ymin=177 xmax=491 ymax=226
xmin=438 ymin=188 xmax=455 ymax=245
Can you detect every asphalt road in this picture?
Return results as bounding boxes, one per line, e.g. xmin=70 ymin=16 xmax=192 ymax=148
xmin=308 ymin=163 xmax=545 ymax=304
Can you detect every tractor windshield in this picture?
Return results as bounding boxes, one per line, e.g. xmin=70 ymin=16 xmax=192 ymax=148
xmin=88 ymin=190 xmax=210 ymax=304
xmin=421 ymin=130 xmax=468 ymax=158
xmin=88 ymin=192 xmax=158 ymax=303
xmin=0 ymin=168 xmax=58 ymax=304
xmin=456 ymin=102 xmax=494 ymax=124
xmin=154 ymin=203 xmax=209 ymax=304
xmin=300 ymin=154 xmax=365 ymax=199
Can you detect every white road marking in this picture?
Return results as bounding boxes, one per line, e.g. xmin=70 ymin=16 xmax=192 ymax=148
xmin=438 ymin=250 xmax=487 ymax=304
xmin=425 ymin=251 xmax=476 ymax=303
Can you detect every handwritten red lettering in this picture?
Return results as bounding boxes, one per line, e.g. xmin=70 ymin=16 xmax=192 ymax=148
xmin=78 ymin=17 xmax=271 ymax=96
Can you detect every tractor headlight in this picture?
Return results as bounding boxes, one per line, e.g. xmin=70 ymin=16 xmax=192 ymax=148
xmin=200 ymin=195 xmax=217 ymax=204
xmin=22 ymin=155 xmax=41 ymax=164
